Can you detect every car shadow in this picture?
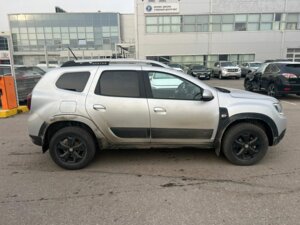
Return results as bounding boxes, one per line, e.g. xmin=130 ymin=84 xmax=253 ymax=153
xmin=91 ymin=147 xmax=226 ymax=167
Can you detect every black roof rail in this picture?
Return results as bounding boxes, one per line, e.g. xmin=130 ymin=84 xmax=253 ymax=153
xmin=61 ymin=60 xmax=110 ymax=67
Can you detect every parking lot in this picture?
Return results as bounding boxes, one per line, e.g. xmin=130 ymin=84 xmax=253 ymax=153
xmin=1 ymin=77 xmax=300 ymax=225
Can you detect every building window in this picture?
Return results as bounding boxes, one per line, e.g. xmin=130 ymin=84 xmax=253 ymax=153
xmin=235 ymin=23 xmax=247 ymax=31
xmin=260 ymin=23 xmax=272 ymax=30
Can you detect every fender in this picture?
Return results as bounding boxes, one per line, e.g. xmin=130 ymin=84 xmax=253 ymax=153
xmin=214 ymin=108 xmax=278 ymax=156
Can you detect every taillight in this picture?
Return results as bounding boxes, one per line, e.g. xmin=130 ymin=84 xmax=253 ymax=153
xmin=27 ymin=93 xmax=32 ymax=110
xmin=282 ymin=73 xmax=297 ymax=79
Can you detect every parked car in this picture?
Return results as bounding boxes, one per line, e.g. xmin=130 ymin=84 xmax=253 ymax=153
xmin=244 ymin=62 xmax=300 ymax=97
xmin=187 ymin=65 xmax=211 ymax=80
xmin=28 ymin=60 xmax=286 ymax=169
xmin=0 ymin=65 xmax=45 ymax=102
xmin=240 ymin=62 xmax=262 ymax=77
xmin=168 ymin=63 xmax=185 ymax=73
xmin=212 ymin=61 xmax=241 ymax=79
xmin=36 ymin=63 xmax=60 ymax=72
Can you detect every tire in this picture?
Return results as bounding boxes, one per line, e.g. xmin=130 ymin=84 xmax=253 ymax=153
xmin=219 ymin=72 xmax=223 ymax=80
xmin=267 ymin=83 xmax=280 ymax=97
xmin=222 ymin=123 xmax=269 ymax=166
xmin=244 ymin=79 xmax=253 ymax=91
xmin=49 ymin=127 xmax=96 ymax=170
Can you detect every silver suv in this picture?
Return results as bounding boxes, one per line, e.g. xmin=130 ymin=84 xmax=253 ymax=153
xmin=28 ymin=60 xmax=287 ymax=169
xmin=213 ymin=61 xmax=241 ymax=79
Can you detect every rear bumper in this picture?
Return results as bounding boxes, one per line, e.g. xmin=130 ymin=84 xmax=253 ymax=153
xmin=277 ymin=84 xmax=300 ymax=94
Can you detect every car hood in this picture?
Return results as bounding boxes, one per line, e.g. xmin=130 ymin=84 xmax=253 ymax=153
xmin=193 ymin=69 xmax=210 ymax=72
xmin=227 ymin=88 xmax=277 ymax=102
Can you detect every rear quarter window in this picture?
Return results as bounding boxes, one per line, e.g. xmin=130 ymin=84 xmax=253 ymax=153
xmin=56 ymin=72 xmax=90 ymax=92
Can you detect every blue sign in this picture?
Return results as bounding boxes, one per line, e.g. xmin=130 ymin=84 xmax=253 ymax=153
xmin=146 ymin=5 xmax=152 ymax=12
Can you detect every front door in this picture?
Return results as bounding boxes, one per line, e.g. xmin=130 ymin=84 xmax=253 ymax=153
xmin=145 ymin=71 xmax=219 ymax=144
xmin=86 ymin=69 xmax=150 ymax=144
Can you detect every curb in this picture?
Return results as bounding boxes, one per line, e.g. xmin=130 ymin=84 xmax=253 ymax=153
xmin=0 ymin=106 xmax=29 ymax=118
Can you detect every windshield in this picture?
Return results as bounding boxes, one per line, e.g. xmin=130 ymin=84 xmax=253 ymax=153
xmin=249 ymin=63 xmax=262 ymax=67
xmin=220 ymin=62 xmax=234 ymax=67
xmin=193 ymin=65 xmax=206 ymax=70
xmin=256 ymin=63 xmax=268 ymax=73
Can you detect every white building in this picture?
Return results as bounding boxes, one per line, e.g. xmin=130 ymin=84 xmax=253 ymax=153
xmin=134 ymin=0 xmax=300 ymax=67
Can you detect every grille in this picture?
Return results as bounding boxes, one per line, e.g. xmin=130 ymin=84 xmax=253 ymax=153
xmin=227 ymin=69 xmax=238 ymax=72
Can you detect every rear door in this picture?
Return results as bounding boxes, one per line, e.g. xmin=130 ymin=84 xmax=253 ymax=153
xmin=86 ymin=68 xmax=151 ymax=144
xmin=145 ymin=70 xmax=219 ymax=145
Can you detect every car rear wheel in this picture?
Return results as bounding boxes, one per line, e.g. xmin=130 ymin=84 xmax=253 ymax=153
xmin=49 ymin=127 xmax=96 ymax=170
xmin=267 ymin=83 xmax=279 ymax=97
xmin=222 ymin=123 xmax=268 ymax=166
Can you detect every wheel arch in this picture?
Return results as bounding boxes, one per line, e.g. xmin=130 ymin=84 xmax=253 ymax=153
xmin=214 ymin=111 xmax=278 ymax=156
xmin=40 ymin=117 xmax=105 ymax=152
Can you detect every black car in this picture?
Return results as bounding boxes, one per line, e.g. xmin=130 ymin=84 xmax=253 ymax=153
xmin=187 ymin=65 xmax=211 ymax=80
xmin=244 ymin=62 xmax=300 ymax=97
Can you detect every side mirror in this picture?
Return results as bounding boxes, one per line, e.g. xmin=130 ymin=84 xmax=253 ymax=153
xmin=217 ymin=65 xmax=220 ymax=68
xmin=201 ymin=89 xmax=214 ymax=101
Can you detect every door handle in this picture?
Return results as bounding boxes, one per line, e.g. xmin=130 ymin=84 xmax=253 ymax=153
xmin=93 ymin=104 xmax=106 ymax=110
xmin=153 ymin=107 xmax=166 ymax=113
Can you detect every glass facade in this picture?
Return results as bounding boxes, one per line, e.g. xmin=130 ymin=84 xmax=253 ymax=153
xmin=147 ymin=54 xmax=255 ymax=68
xmin=9 ymin=13 xmax=120 ymax=52
xmin=146 ymin=13 xmax=300 ymax=33
xmin=0 ymin=36 xmax=9 ymax=51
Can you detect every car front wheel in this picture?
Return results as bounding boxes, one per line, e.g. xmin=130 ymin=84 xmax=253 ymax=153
xmin=49 ymin=127 xmax=96 ymax=170
xmin=267 ymin=83 xmax=279 ymax=97
xmin=219 ymin=72 xmax=223 ymax=79
xmin=222 ymin=123 xmax=268 ymax=165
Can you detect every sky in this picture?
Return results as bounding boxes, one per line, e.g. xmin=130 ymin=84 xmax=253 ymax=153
xmin=0 ymin=0 xmax=134 ymax=31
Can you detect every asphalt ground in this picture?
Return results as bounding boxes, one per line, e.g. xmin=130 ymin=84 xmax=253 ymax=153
xmin=1 ymin=77 xmax=300 ymax=225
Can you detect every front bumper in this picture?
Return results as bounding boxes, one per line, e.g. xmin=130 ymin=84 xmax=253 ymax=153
xmin=222 ymin=71 xmax=241 ymax=77
xmin=273 ymin=129 xmax=286 ymax=145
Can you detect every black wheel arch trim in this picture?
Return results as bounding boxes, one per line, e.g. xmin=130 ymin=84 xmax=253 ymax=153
xmin=37 ymin=117 xmax=101 ymax=153
xmin=214 ymin=108 xmax=279 ymax=156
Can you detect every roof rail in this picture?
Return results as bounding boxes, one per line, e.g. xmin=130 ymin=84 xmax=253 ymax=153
xmin=61 ymin=59 xmax=170 ymax=68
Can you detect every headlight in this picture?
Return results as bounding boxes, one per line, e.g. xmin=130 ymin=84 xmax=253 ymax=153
xmin=274 ymin=102 xmax=283 ymax=114
xmin=238 ymin=68 xmax=241 ymax=72
xmin=222 ymin=68 xmax=227 ymax=73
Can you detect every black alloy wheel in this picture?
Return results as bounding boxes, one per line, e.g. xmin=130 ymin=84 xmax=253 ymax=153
xmin=49 ymin=127 xmax=96 ymax=170
xmin=222 ymin=123 xmax=268 ymax=165
xmin=267 ymin=83 xmax=279 ymax=97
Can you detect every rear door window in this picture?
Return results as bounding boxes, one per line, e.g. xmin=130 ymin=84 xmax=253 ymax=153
xmin=56 ymin=72 xmax=90 ymax=92
xmin=95 ymin=71 xmax=142 ymax=98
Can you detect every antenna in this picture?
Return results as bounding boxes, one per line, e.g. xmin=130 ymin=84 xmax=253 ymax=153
xmin=67 ymin=47 xmax=78 ymax=60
